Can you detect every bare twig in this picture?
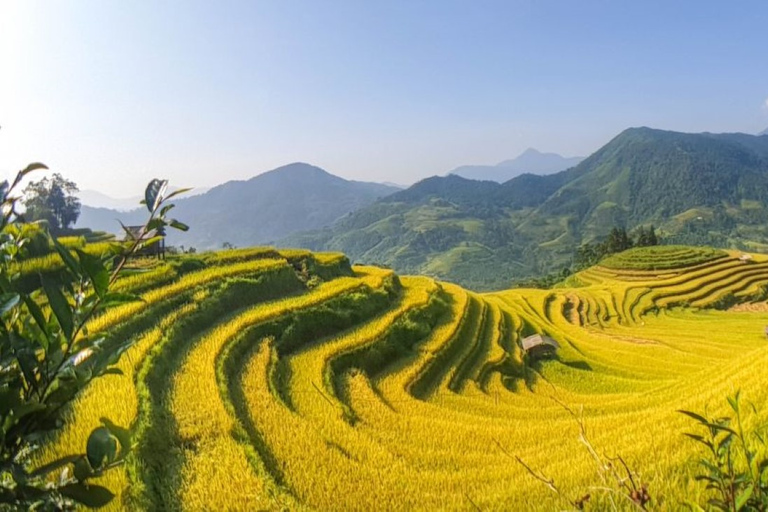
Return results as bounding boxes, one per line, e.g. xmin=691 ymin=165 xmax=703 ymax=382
xmin=465 ymin=493 xmax=483 ymax=511
xmin=494 ymin=439 xmax=580 ymax=508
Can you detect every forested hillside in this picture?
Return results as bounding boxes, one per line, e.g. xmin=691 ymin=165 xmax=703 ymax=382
xmin=76 ymin=163 xmax=399 ymax=249
xmin=286 ymin=128 xmax=768 ymax=290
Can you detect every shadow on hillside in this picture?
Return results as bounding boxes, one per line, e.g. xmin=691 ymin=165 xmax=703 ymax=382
xmin=500 ymin=355 xmax=592 ymax=393
xmin=561 ymin=359 xmax=593 ymax=372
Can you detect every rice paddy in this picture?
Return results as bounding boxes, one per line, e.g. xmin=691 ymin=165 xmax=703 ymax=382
xmin=34 ymin=245 xmax=768 ymax=510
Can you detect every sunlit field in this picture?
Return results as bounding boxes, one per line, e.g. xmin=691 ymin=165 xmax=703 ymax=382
xmin=36 ymin=245 xmax=768 ymax=510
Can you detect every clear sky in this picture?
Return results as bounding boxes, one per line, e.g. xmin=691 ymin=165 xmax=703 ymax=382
xmin=1 ymin=0 xmax=767 ymax=196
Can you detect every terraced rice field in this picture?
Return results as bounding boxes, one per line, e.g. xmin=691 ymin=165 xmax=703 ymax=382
xmin=36 ymin=246 xmax=768 ymax=510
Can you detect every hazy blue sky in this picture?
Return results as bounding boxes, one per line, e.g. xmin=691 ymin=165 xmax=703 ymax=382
xmin=2 ymin=1 xmax=767 ymax=196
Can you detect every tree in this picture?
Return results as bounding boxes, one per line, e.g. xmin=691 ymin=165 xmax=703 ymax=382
xmin=635 ymin=225 xmax=659 ymax=247
xmin=604 ymin=227 xmax=633 ymax=254
xmin=1 ymin=162 xmax=189 ymax=509
xmin=23 ymin=173 xmax=81 ymax=233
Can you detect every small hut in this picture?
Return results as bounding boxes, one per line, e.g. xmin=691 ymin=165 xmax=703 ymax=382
xmin=521 ymin=334 xmax=560 ymax=359
xmin=739 ymin=254 xmax=754 ymax=264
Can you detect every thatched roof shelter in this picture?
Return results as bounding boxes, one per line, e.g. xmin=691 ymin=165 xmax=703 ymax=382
xmin=521 ymin=334 xmax=560 ymax=358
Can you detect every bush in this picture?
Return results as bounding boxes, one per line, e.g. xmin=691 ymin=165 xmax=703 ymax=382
xmin=0 ymin=164 xmax=188 ymax=509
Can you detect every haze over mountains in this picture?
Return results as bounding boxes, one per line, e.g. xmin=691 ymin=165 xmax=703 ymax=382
xmin=76 ymin=163 xmax=399 ymax=248
xmin=448 ymin=148 xmax=584 ymax=182
xmin=77 ymin=186 xmax=210 ymax=211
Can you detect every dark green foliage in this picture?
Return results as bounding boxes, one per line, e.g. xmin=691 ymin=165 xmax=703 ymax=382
xmin=515 ymin=267 xmax=572 ymax=289
xmin=330 ymin=286 xmax=449 ymax=384
xmin=680 ymin=392 xmax=768 ymax=510
xmin=710 ymin=292 xmax=739 ymax=311
xmin=171 ymin=257 xmax=208 ymax=275
xmin=0 ymin=165 xmax=188 ymax=509
xmin=604 ymin=227 xmax=633 ymax=254
xmin=636 ymin=225 xmax=659 ymax=247
xmin=272 ymin=274 xmax=399 ymax=357
xmin=22 ymin=173 xmax=81 ymax=234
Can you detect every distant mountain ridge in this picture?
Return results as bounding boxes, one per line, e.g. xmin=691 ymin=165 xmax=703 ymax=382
xmin=76 ymin=163 xmax=399 ymax=249
xmin=77 ymin=185 xmax=208 ymax=211
xmin=760 ymin=127 xmax=768 ymax=136
xmin=286 ymin=127 xmax=768 ymax=290
xmin=448 ymin=148 xmax=584 ymax=182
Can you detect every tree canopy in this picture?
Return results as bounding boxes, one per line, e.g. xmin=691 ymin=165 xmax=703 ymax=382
xmin=23 ymin=173 xmax=81 ymax=233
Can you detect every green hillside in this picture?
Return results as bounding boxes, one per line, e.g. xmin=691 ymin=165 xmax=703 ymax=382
xmin=32 ymin=244 xmax=768 ymax=510
xmin=285 ymin=128 xmax=768 ymax=290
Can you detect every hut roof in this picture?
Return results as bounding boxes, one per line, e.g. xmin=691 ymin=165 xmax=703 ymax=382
xmin=521 ymin=334 xmax=560 ymax=352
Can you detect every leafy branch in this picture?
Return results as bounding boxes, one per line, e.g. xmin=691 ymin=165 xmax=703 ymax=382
xmin=0 ymin=165 xmax=188 ymax=509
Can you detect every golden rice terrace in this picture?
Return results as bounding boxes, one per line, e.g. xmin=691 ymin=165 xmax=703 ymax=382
xmin=37 ymin=245 xmax=768 ymax=510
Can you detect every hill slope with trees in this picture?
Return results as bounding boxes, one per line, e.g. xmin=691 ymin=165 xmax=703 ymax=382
xmin=286 ymin=127 xmax=768 ymax=290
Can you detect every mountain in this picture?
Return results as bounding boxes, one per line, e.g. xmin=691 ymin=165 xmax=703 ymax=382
xmin=285 ymin=128 xmax=768 ymax=290
xmin=76 ymin=163 xmax=399 ymax=249
xmin=759 ymin=127 xmax=768 ymax=136
xmin=448 ymin=148 xmax=584 ymax=182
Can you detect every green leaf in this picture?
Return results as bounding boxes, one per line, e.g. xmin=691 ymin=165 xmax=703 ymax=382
xmin=683 ymin=433 xmax=708 ymax=444
xmin=12 ymin=343 xmax=40 ymax=392
xmin=41 ymin=277 xmax=74 ymax=338
xmin=169 ymin=219 xmax=189 ymax=232
xmin=73 ymin=457 xmax=92 ymax=481
xmin=86 ymin=426 xmax=118 ymax=470
xmin=76 ymin=249 xmax=109 ymax=298
xmin=52 ymin=237 xmax=81 ymax=277
xmin=11 ymin=163 xmax=48 ymax=189
xmin=727 ymin=394 xmax=741 ymax=414
xmin=144 ymin=179 xmax=168 ymax=213
xmin=159 ymin=203 xmax=175 ymax=217
xmin=0 ymin=293 xmax=20 ymax=316
xmin=709 ymin=424 xmax=738 ymax=436
xmin=139 ymin=236 xmax=163 ymax=249
xmin=679 ymin=410 xmax=710 ymax=425
xmin=60 ymin=482 xmax=115 ymax=508
xmin=23 ymin=296 xmax=49 ymax=337
xmin=30 ymin=454 xmax=82 ymax=477
xmin=19 ymin=162 xmax=49 ymax=176
xmin=163 ymin=187 xmax=192 ymax=201
xmin=100 ymin=417 xmax=132 ymax=459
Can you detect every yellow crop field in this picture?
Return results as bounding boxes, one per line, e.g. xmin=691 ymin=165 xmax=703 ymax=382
xmin=32 ymin=246 xmax=768 ymax=510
